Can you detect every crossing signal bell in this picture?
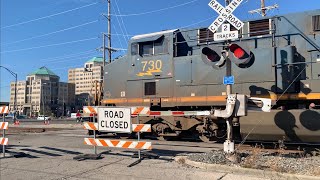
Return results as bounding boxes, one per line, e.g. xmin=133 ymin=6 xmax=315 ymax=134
xmin=201 ymin=46 xmax=226 ymax=69
xmin=228 ymin=42 xmax=255 ymax=68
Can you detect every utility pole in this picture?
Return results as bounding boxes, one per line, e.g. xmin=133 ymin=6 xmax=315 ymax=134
xmin=108 ymin=0 xmax=111 ymax=64
xmin=249 ymin=0 xmax=279 ymax=17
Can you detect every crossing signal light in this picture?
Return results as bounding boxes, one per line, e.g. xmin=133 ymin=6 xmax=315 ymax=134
xmin=201 ymin=46 xmax=226 ymax=69
xmin=228 ymin=42 xmax=255 ymax=68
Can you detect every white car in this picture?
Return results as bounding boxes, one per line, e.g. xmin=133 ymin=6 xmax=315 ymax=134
xmin=37 ymin=115 xmax=51 ymax=121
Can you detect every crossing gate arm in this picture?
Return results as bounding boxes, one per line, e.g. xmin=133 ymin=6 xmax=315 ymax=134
xmin=84 ymin=138 xmax=152 ymax=150
xmin=137 ymin=111 xmax=211 ymax=117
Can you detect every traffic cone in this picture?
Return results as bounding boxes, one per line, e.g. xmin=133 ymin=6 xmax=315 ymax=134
xmin=13 ymin=120 xmax=20 ymax=125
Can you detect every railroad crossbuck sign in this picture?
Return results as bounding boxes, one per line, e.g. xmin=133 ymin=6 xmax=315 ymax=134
xmin=98 ymin=107 xmax=132 ymax=133
xmin=208 ymin=0 xmax=244 ymax=40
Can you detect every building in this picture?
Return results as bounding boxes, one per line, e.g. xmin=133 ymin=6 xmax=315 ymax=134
xmin=9 ymin=67 xmax=75 ymax=117
xmin=68 ymin=57 xmax=104 ymax=106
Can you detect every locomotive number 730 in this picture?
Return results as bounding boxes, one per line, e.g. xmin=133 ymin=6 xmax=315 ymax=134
xmin=141 ymin=60 xmax=162 ymax=72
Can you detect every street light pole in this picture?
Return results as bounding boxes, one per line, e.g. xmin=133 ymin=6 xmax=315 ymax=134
xmin=0 ymin=66 xmax=17 ymax=121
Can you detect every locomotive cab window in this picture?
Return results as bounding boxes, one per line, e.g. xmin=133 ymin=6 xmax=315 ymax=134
xmin=139 ymin=36 xmax=168 ymax=56
xmin=144 ymin=82 xmax=156 ymax=96
xmin=131 ymin=43 xmax=138 ymax=55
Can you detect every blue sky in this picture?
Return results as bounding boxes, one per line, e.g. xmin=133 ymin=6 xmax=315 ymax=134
xmin=0 ymin=0 xmax=319 ymax=102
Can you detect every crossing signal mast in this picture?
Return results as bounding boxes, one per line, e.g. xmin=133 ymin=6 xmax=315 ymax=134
xmin=205 ymin=0 xmax=271 ymax=154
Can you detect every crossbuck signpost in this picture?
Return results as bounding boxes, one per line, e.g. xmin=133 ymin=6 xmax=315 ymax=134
xmin=208 ymin=0 xmax=244 ymax=153
xmin=208 ymin=0 xmax=244 ymax=34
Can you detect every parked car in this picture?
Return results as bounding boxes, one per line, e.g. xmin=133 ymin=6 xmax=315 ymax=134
xmin=37 ymin=115 xmax=51 ymax=121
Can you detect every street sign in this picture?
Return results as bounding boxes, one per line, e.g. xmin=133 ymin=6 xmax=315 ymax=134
xmin=223 ymin=76 xmax=235 ymax=85
xmin=208 ymin=0 xmax=244 ymax=33
xmin=214 ymin=30 xmax=238 ymax=41
xmin=98 ymin=107 xmax=132 ymax=133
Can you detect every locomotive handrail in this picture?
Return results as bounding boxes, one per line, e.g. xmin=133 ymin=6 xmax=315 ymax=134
xmin=276 ymin=16 xmax=320 ymax=52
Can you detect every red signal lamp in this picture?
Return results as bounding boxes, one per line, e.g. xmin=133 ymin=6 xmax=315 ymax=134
xmin=229 ymin=44 xmax=247 ymax=59
xmin=202 ymin=47 xmax=220 ymax=62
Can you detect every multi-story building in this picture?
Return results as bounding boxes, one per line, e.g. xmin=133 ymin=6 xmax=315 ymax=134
xmin=68 ymin=57 xmax=104 ymax=106
xmin=9 ymin=66 xmax=75 ymax=117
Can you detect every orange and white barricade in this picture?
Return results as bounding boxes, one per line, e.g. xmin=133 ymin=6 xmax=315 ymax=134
xmin=80 ymin=105 xmax=156 ymax=167
xmin=0 ymin=106 xmax=9 ymax=114
xmin=84 ymin=138 xmax=152 ymax=150
xmin=83 ymin=106 xmax=98 ymax=116
xmin=0 ymin=120 xmax=9 ymax=157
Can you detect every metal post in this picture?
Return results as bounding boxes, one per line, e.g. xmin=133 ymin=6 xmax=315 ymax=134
xmin=13 ymin=76 xmax=17 ymax=123
xmin=224 ymin=0 xmax=234 ymax=153
xmin=42 ymin=83 xmax=44 ymax=118
xmin=93 ymin=114 xmax=97 ymax=155
xmin=137 ymin=115 xmax=141 ymax=160
xmin=261 ymin=0 xmax=266 ymax=17
xmin=103 ymin=33 xmax=106 ymax=68
xmin=2 ymin=115 xmax=5 ymax=157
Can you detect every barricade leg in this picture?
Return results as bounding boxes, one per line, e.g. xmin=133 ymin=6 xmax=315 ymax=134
xmin=73 ymin=115 xmax=101 ymax=161
xmin=127 ymin=115 xmax=159 ymax=167
xmin=2 ymin=115 xmax=5 ymax=157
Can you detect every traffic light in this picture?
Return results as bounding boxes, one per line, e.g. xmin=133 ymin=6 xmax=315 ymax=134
xmin=201 ymin=46 xmax=226 ymax=69
xmin=228 ymin=42 xmax=255 ymax=68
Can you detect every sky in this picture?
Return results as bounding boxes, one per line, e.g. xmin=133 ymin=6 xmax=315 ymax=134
xmin=0 ymin=0 xmax=320 ymax=102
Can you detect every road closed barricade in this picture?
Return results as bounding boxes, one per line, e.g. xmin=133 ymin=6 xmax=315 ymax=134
xmin=0 ymin=106 xmax=9 ymax=157
xmin=76 ymin=107 xmax=157 ymax=166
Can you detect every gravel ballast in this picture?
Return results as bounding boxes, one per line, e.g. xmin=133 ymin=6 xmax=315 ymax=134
xmin=188 ymin=149 xmax=320 ymax=176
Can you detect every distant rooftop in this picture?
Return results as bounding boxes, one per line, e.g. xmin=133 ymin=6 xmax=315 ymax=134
xmin=86 ymin=57 xmax=104 ymax=63
xmin=28 ymin=66 xmax=58 ymax=76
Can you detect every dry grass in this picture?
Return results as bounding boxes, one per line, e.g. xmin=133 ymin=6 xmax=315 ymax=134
xmin=177 ymin=157 xmax=186 ymax=164
xmin=241 ymin=144 xmax=263 ymax=169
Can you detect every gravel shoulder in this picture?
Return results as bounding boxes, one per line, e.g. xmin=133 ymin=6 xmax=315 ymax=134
xmin=186 ymin=149 xmax=320 ymax=178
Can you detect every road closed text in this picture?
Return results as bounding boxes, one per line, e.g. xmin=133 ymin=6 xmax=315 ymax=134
xmin=100 ymin=120 xmax=129 ymax=129
xmin=98 ymin=108 xmax=132 ymax=133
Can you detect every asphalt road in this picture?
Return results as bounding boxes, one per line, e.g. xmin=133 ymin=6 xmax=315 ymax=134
xmin=0 ymin=124 xmax=271 ymax=180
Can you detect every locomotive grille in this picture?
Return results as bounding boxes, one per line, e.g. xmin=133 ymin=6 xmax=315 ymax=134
xmin=249 ymin=19 xmax=271 ymax=37
xmin=198 ymin=28 xmax=214 ymax=44
xmin=145 ymin=82 xmax=156 ymax=96
xmin=312 ymin=15 xmax=320 ymax=31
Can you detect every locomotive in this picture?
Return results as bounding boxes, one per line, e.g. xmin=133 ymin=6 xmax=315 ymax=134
xmin=102 ymin=9 xmax=320 ymax=143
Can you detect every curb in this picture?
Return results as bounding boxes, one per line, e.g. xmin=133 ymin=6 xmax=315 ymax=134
xmin=175 ymin=156 xmax=320 ymax=180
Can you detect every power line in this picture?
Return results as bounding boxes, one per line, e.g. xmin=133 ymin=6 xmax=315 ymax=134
xmin=112 ymin=1 xmax=128 ymax=48
xmin=1 ymin=2 xmax=99 ymax=29
xmin=0 ymin=37 xmax=98 ymax=54
xmin=1 ymin=20 xmax=99 ymax=46
xmin=39 ymin=54 xmax=99 ymax=65
xmin=110 ymin=0 xmax=199 ymax=17
xmin=33 ymin=50 xmax=96 ymax=63
xmin=178 ymin=16 xmax=216 ymax=29
xmin=114 ymin=0 xmax=130 ymax=43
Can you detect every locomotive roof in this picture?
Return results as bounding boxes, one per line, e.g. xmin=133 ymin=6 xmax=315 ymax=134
xmin=131 ymin=29 xmax=178 ymax=41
